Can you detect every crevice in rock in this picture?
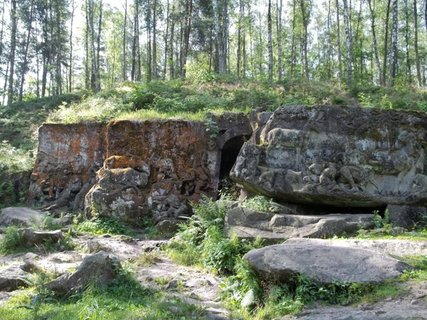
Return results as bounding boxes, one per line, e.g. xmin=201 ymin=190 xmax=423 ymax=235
xmin=219 ymin=136 xmax=247 ymax=180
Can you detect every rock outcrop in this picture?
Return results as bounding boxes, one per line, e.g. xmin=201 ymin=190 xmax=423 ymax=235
xmin=29 ymin=115 xmax=253 ymax=226
xmin=29 ymin=123 xmax=106 ymax=210
xmin=244 ymin=239 xmax=410 ymax=284
xmin=84 ymin=156 xmax=151 ymax=222
xmin=48 ymin=251 xmax=121 ymax=296
xmin=226 ymin=207 xmax=374 ymax=241
xmin=231 ymin=105 xmax=427 ymax=209
xmin=0 ymin=266 xmax=29 ymax=292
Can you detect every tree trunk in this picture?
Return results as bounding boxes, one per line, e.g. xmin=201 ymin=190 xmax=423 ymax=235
xmin=342 ymin=0 xmax=352 ymax=87
xmin=85 ymin=0 xmax=90 ymax=90
xmin=382 ymin=0 xmax=392 ymax=86
xmin=69 ymin=0 xmax=75 ymax=92
xmin=153 ymin=0 xmax=158 ymax=79
xmin=19 ymin=0 xmax=35 ymax=101
xmin=336 ymin=0 xmax=343 ymax=85
xmin=367 ymin=0 xmax=382 ymax=84
xmin=290 ymin=0 xmax=296 ymax=78
xmin=267 ymin=0 xmax=273 ymax=81
xmin=131 ymin=0 xmax=140 ymax=81
xmin=163 ymin=0 xmax=170 ymax=79
xmin=181 ymin=0 xmax=192 ymax=78
xmin=7 ymin=0 xmax=17 ymax=106
xmin=389 ymin=0 xmax=398 ymax=86
xmin=414 ymin=0 xmax=422 ymax=86
xmin=237 ymin=0 xmax=243 ymax=77
xmin=277 ymin=0 xmax=283 ymax=81
xmin=300 ymin=0 xmax=309 ymax=79
xmin=88 ymin=0 xmax=97 ymax=91
xmin=96 ymin=1 xmax=103 ymax=91
xmin=123 ymin=0 xmax=128 ymax=81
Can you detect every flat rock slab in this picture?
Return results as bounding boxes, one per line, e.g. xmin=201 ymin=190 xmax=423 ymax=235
xmin=244 ymin=239 xmax=410 ymax=284
xmin=0 ymin=207 xmax=45 ymax=228
xmin=226 ymin=207 xmax=373 ymax=241
xmin=0 ymin=266 xmax=29 ymax=292
xmin=285 ymin=238 xmax=427 ymax=257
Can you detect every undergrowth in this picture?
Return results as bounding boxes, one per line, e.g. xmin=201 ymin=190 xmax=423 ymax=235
xmin=0 ymin=226 xmax=74 ymax=255
xmin=165 ymin=196 xmax=264 ymax=274
xmin=0 ymin=267 xmax=205 ymax=320
xmin=74 ymin=216 xmax=130 ymax=236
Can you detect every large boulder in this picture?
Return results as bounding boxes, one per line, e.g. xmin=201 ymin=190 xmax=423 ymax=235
xmin=244 ymin=239 xmax=410 ymax=284
xmin=231 ymin=106 xmax=427 ymax=208
xmin=0 ymin=266 xmax=29 ymax=291
xmin=0 ymin=207 xmax=45 ymax=228
xmin=84 ymin=156 xmax=151 ymax=222
xmin=226 ymin=207 xmax=374 ymax=241
xmin=48 ymin=251 xmax=121 ymax=296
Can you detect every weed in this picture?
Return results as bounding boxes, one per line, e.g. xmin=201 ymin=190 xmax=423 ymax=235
xmin=137 ymin=251 xmax=161 ymax=267
xmin=0 ymin=267 xmax=205 ymax=320
xmin=0 ymin=226 xmax=26 ymax=254
xmin=0 ymin=226 xmax=74 ymax=255
xmin=241 ymin=196 xmax=281 ymax=213
xmin=75 ymin=216 xmax=129 ymax=236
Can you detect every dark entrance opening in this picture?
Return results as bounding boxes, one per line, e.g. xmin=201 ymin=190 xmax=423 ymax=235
xmin=218 ymin=136 xmax=248 ymax=193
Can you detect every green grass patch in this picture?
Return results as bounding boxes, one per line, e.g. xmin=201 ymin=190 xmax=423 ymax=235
xmin=74 ymin=216 xmax=130 ymax=236
xmin=0 ymin=226 xmax=74 ymax=255
xmin=0 ymin=269 xmax=206 ymax=320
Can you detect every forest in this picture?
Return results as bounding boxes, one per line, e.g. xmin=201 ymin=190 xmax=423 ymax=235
xmin=1 ymin=0 xmax=427 ymax=106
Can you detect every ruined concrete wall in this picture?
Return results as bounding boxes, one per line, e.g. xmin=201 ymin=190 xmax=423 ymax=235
xmin=29 ymin=115 xmax=252 ymax=217
xmin=29 ymin=123 xmax=106 ymax=210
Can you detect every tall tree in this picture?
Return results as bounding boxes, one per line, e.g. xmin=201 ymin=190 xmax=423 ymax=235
xmin=389 ymin=0 xmax=398 ymax=86
xmin=367 ymin=0 xmax=382 ymax=84
xmin=342 ymin=0 xmax=352 ymax=86
xmin=277 ymin=0 xmax=283 ymax=81
xmin=69 ymin=0 xmax=75 ymax=92
xmin=7 ymin=0 xmax=17 ymax=105
xmin=123 ymin=0 xmax=128 ymax=81
xmin=18 ymin=0 xmax=35 ymax=101
xmin=414 ymin=0 xmax=422 ymax=86
xmin=382 ymin=0 xmax=392 ymax=85
xmin=267 ymin=0 xmax=273 ymax=81
xmin=336 ymin=0 xmax=343 ymax=85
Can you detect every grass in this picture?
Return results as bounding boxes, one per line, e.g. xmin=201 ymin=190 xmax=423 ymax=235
xmin=0 ymin=269 xmax=206 ymax=320
xmin=0 ymin=226 xmax=75 ymax=255
xmin=74 ymin=217 xmax=131 ymax=236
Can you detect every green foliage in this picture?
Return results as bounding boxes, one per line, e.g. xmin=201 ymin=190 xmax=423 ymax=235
xmin=400 ymin=256 xmax=427 ymax=282
xmin=0 ymin=226 xmax=74 ymax=255
xmin=0 ymin=226 xmax=26 ymax=254
xmin=75 ymin=216 xmax=129 ymax=236
xmin=372 ymin=210 xmax=391 ymax=229
xmin=0 ymin=268 xmax=205 ymax=320
xmin=241 ymin=196 xmax=281 ymax=213
xmin=166 ymin=196 xmax=263 ymax=274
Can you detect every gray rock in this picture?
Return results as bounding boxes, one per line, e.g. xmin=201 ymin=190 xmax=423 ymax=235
xmin=241 ymin=289 xmax=257 ymax=309
xmin=155 ymin=219 xmax=180 ymax=234
xmin=48 ymin=251 xmax=121 ymax=296
xmin=244 ymin=239 xmax=410 ymax=284
xmin=0 ymin=266 xmax=29 ymax=291
xmin=0 ymin=207 xmax=45 ymax=228
xmin=226 ymin=207 xmax=373 ymax=241
xmin=386 ymin=205 xmax=427 ymax=229
xmin=84 ymin=164 xmax=151 ymax=222
xmin=284 ymin=238 xmax=427 ymax=257
xmin=231 ymin=105 xmax=427 ymax=208
xmin=20 ymin=228 xmax=64 ymax=246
